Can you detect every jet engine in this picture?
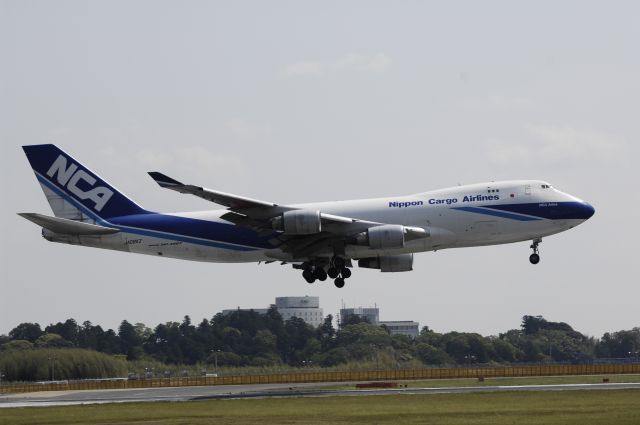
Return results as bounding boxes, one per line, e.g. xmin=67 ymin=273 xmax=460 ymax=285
xmin=358 ymin=254 xmax=413 ymax=272
xmin=354 ymin=224 xmax=428 ymax=249
xmin=272 ymin=210 xmax=322 ymax=235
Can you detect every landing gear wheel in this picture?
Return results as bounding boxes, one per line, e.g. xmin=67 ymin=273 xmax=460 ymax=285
xmin=314 ymin=267 xmax=327 ymax=281
xmin=334 ymin=277 xmax=345 ymax=288
xmin=333 ymin=257 xmax=345 ymax=269
xmin=529 ymin=238 xmax=542 ymax=265
xmin=302 ymin=269 xmax=315 ymax=283
xmin=327 ymin=267 xmax=339 ymax=279
xmin=341 ymin=267 xmax=352 ymax=279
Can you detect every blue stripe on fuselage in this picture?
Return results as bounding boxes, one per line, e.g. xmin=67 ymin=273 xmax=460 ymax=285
xmin=35 ymin=174 xmax=268 ymax=251
xmin=452 ymin=202 xmax=594 ymax=221
xmin=483 ymin=202 xmax=594 ymax=220
xmin=451 ymin=206 xmax=541 ymax=221
xmin=109 ymin=214 xmax=274 ymax=250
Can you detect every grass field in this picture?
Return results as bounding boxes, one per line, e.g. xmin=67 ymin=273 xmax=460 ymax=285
xmin=310 ymin=373 xmax=640 ymax=391
xmin=1 ymin=389 xmax=639 ymax=425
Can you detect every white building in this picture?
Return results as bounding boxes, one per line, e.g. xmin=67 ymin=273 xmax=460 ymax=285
xmin=275 ymin=296 xmax=324 ymax=328
xmin=340 ymin=306 xmax=419 ymax=338
xmin=340 ymin=307 xmax=380 ymax=325
xmin=221 ymin=308 xmax=269 ymax=316
xmin=380 ymin=321 xmax=420 ymax=338
xmin=222 ymin=296 xmax=324 ymax=328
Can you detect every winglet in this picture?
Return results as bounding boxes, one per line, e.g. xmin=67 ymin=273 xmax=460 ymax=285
xmin=148 ymin=172 xmax=184 ymax=188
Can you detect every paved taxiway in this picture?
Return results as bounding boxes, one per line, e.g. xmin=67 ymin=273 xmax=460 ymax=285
xmin=2 ymin=381 xmax=640 ymax=408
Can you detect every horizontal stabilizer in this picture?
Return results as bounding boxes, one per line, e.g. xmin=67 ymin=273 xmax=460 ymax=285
xmin=18 ymin=213 xmax=120 ymax=235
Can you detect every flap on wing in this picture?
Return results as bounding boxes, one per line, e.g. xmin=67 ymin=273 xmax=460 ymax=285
xmin=18 ymin=213 xmax=120 ymax=235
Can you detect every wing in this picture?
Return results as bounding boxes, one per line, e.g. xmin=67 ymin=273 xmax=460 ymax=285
xmin=148 ymin=172 xmax=286 ymax=212
xmin=148 ymin=172 xmax=426 ymax=258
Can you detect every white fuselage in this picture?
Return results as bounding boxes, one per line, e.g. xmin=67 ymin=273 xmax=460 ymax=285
xmin=43 ymin=180 xmax=594 ymax=264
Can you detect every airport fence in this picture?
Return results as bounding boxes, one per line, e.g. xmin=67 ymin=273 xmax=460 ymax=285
xmin=1 ymin=363 xmax=639 ymax=394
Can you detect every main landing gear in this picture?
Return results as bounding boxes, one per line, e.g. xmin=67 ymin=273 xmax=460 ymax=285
xmin=300 ymin=257 xmax=352 ymax=288
xmin=529 ymin=238 xmax=541 ymax=264
xmin=302 ymin=265 xmax=327 ymax=284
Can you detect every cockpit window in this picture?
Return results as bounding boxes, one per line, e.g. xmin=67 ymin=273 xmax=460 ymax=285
xmin=541 ymin=184 xmax=551 ymax=189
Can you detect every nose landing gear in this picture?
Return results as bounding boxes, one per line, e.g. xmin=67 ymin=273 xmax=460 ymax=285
xmin=529 ymin=238 xmax=541 ymax=264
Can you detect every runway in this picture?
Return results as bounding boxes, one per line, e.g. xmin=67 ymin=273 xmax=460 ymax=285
xmin=2 ymin=381 xmax=640 ymax=408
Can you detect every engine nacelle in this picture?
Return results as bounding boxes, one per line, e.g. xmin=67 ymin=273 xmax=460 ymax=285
xmin=272 ymin=210 xmax=322 ymax=235
xmin=358 ymin=254 xmax=413 ymax=272
xmin=357 ymin=224 xmax=406 ymax=249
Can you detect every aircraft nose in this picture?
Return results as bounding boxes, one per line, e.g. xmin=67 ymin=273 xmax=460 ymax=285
xmin=583 ymin=202 xmax=595 ymax=219
xmin=579 ymin=202 xmax=595 ymax=220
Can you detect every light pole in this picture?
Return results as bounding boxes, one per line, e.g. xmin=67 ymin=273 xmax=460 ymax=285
xmin=47 ymin=356 xmax=57 ymax=381
xmin=464 ymin=354 xmax=476 ymax=366
xmin=211 ymin=349 xmax=221 ymax=375
xmin=369 ymin=344 xmax=381 ymax=370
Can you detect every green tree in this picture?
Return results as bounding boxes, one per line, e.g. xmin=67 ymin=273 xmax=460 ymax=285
xmin=98 ymin=329 xmax=122 ymax=354
xmin=319 ymin=347 xmax=350 ymax=366
xmin=1 ymin=340 xmax=34 ymax=351
xmin=522 ymin=315 xmax=547 ymax=335
xmin=9 ymin=323 xmax=43 ymax=342
xmin=597 ymin=329 xmax=640 ymax=358
xmin=491 ymin=337 xmax=518 ymax=362
xmin=45 ymin=319 xmax=79 ymax=346
xmin=118 ymin=320 xmax=142 ymax=360
xmin=317 ymin=315 xmax=336 ymax=349
xmin=35 ymin=333 xmax=73 ymax=348
xmin=281 ymin=317 xmax=317 ymax=364
xmin=336 ymin=323 xmax=392 ymax=347
xmin=134 ymin=323 xmax=153 ymax=341
xmin=415 ymin=343 xmax=450 ymax=365
xmin=252 ymin=329 xmax=277 ymax=354
xmin=0 ymin=348 xmax=127 ymax=381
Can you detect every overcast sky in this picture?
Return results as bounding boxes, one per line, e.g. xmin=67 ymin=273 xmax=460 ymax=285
xmin=1 ymin=1 xmax=638 ymax=338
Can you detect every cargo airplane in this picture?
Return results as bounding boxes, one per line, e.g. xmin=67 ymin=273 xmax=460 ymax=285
xmin=20 ymin=144 xmax=595 ymax=288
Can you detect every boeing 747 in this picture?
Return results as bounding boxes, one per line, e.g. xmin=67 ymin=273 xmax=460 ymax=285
xmin=20 ymin=144 xmax=595 ymax=288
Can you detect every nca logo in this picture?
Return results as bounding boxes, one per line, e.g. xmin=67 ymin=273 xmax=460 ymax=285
xmin=46 ymin=155 xmax=114 ymax=212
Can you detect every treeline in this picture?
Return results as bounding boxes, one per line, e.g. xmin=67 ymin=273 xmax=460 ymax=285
xmin=0 ymin=348 xmax=127 ymax=382
xmin=1 ymin=312 xmax=639 ymax=379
